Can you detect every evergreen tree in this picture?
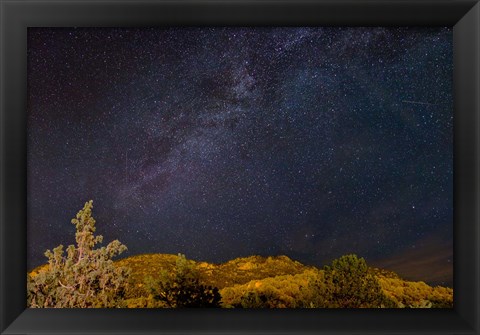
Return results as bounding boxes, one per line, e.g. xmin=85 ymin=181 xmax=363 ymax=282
xmin=322 ymin=254 xmax=395 ymax=308
xmin=27 ymin=200 xmax=130 ymax=308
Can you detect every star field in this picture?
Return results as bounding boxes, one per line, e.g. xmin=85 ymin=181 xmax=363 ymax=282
xmin=27 ymin=27 xmax=453 ymax=286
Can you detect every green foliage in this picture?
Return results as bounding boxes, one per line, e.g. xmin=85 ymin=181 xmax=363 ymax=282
xmin=321 ymin=254 xmax=395 ymax=308
xmin=27 ymin=200 xmax=130 ymax=308
xmin=115 ymin=253 xmax=179 ymax=299
xmin=238 ymin=291 xmax=277 ymax=308
xmin=147 ymin=254 xmax=221 ymax=308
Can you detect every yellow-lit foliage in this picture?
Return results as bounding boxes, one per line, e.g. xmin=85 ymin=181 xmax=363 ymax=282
xmin=378 ymin=277 xmax=453 ymax=308
xmin=28 ymin=249 xmax=453 ymax=309
xmin=146 ymin=254 xmax=221 ymax=308
xmin=201 ymin=255 xmax=309 ymax=289
xmin=220 ymin=269 xmax=323 ymax=308
xmin=116 ymin=254 xmax=179 ymax=299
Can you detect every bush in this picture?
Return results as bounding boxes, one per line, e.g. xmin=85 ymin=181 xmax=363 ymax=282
xmin=238 ymin=290 xmax=279 ymax=308
xmin=122 ymin=296 xmax=165 ymax=308
xmin=322 ymin=254 xmax=395 ymax=308
xmin=27 ymin=200 xmax=130 ymax=308
xmin=220 ymin=269 xmax=324 ymax=308
xmin=147 ymin=254 xmax=221 ymax=308
xmin=378 ymin=277 xmax=453 ymax=308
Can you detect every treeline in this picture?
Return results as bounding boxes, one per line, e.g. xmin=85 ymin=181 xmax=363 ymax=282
xmin=27 ymin=201 xmax=453 ymax=308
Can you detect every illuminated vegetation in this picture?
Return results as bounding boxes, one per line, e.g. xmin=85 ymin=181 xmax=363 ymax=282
xmin=320 ymin=254 xmax=396 ymax=308
xmin=378 ymin=277 xmax=453 ymax=308
xmin=27 ymin=202 xmax=453 ymax=308
xmin=27 ymin=201 xmax=130 ymax=308
xmin=29 ymin=251 xmax=454 ymax=308
xmin=145 ymin=254 xmax=221 ymax=308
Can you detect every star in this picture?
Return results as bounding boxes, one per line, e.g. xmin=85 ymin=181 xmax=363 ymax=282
xmin=27 ymin=26 xmax=453 ymax=286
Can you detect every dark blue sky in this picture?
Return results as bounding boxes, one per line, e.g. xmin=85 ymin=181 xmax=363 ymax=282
xmin=27 ymin=27 xmax=453 ymax=286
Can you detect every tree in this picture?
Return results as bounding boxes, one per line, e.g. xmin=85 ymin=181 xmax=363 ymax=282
xmin=27 ymin=200 xmax=130 ymax=308
xmin=322 ymin=254 xmax=395 ymax=308
xmin=147 ymin=254 xmax=221 ymax=308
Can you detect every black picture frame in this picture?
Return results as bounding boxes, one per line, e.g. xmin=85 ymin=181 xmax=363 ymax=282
xmin=1 ymin=0 xmax=479 ymax=334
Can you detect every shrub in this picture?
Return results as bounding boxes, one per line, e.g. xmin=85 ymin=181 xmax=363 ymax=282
xmin=147 ymin=254 xmax=221 ymax=308
xmin=237 ymin=290 xmax=280 ymax=308
xmin=27 ymin=200 xmax=130 ymax=308
xmin=378 ymin=276 xmax=453 ymax=308
xmin=220 ymin=269 xmax=324 ymax=308
xmin=322 ymin=254 xmax=395 ymax=308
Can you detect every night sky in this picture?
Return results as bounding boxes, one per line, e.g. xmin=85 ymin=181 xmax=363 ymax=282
xmin=27 ymin=27 xmax=453 ymax=286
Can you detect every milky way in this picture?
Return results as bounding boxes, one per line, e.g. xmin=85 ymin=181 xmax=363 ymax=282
xmin=27 ymin=27 xmax=453 ymax=286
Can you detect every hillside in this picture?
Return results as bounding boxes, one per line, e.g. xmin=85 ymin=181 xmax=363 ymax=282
xmin=112 ymin=253 xmax=452 ymax=308
xmin=29 ymin=253 xmax=453 ymax=308
xmin=116 ymin=254 xmax=308 ymax=289
xmin=27 ymin=202 xmax=453 ymax=308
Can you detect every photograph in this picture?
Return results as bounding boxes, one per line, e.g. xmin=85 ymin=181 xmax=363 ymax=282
xmin=26 ymin=26 xmax=454 ymax=309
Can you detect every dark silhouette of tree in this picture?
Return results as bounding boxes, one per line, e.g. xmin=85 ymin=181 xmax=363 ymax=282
xmin=147 ymin=254 xmax=221 ymax=308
